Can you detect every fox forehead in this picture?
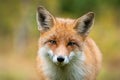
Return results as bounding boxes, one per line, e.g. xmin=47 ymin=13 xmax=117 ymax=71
xmin=40 ymin=18 xmax=84 ymax=42
xmin=44 ymin=18 xmax=75 ymax=33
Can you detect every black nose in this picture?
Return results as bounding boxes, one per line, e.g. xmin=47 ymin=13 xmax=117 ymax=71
xmin=57 ymin=56 xmax=64 ymax=62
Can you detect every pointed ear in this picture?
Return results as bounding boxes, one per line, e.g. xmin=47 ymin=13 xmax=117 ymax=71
xmin=36 ymin=6 xmax=55 ymax=32
xmin=74 ymin=12 xmax=94 ymax=37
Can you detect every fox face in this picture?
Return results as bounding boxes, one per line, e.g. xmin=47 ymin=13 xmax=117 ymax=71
xmin=37 ymin=6 xmax=94 ymax=66
xmin=38 ymin=26 xmax=85 ymax=66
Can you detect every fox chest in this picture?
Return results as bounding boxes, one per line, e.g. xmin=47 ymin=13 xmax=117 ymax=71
xmin=41 ymin=64 xmax=87 ymax=80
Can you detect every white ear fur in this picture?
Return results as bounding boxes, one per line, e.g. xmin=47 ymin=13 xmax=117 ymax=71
xmin=74 ymin=12 xmax=94 ymax=37
xmin=36 ymin=6 xmax=55 ymax=32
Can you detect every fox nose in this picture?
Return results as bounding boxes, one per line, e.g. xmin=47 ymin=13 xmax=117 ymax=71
xmin=57 ymin=56 xmax=65 ymax=62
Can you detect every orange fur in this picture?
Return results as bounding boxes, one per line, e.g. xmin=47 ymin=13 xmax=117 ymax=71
xmin=36 ymin=6 xmax=102 ymax=80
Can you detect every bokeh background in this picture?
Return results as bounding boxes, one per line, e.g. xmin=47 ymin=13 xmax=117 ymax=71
xmin=0 ymin=0 xmax=120 ymax=80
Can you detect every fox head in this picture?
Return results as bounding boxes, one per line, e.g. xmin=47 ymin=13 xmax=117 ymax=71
xmin=36 ymin=6 xmax=94 ymax=66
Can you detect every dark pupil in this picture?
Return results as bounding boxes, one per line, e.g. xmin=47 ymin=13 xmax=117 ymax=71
xmin=50 ymin=40 xmax=56 ymax=44
xmin=68 ymin=42 xmax=75 ymax=46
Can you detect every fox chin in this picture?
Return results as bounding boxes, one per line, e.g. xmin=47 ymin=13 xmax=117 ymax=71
xmin=36 ymin=6 xmax=102 ymax=80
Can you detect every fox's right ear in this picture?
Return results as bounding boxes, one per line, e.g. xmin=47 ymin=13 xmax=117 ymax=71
xmin=36 ymin=6 xmax=55 ymax=32
xmin=74 ymin=12 xmax=94 ymax=37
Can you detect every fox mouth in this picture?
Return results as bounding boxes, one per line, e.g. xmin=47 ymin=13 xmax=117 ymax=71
xmin=56 ymin=62 xmax=66 ymax=66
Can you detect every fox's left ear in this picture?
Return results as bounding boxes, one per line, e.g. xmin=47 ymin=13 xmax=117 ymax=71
xmin=74 ymin=12 xmax=94 ymax=37
xmin=36 ymin=6 xmax=55 ymax=32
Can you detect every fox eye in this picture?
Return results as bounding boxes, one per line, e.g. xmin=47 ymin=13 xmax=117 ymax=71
xmin=49 ymin=40 xmax=56 ymax=44
xmin=67 ymin=41 xmax=77 ymax=46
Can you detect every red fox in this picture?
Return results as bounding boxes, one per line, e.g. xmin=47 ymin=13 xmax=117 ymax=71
xmin=36 ymin=6 xmax=102 ymax=80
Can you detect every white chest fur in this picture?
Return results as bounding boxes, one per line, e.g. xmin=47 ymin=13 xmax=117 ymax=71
xmin=41 ymin=60 xmax=90 ymax=80
xmin=38 ymin=47 xmax=92 ymax=80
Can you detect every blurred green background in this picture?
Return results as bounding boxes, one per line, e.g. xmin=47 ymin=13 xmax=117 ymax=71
xmin=0 ymin=0 xmax=120 ymax=80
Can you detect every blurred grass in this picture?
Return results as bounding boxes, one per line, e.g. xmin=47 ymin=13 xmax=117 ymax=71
xmin=0 ymin=0 xmax=120 ymax=80
xmin=0 ymin=39 xmax=39 ymax=80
